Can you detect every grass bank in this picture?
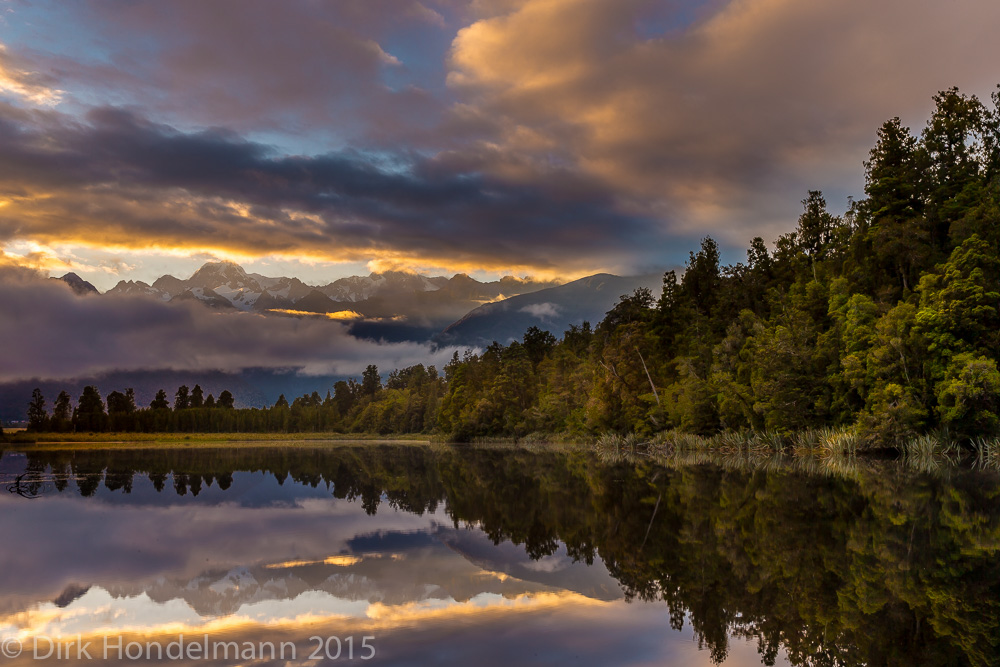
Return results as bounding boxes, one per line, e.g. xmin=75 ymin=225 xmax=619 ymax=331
xmin=3 ymin=431 xmax=432 ymax=449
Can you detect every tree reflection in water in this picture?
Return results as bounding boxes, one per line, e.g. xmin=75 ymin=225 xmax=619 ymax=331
xmin=7 ymin=444 xmax=1000 ymax=667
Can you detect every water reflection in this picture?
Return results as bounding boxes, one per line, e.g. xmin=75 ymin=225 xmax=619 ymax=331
xmin=0 ymin=444 xmax=997 ymax=666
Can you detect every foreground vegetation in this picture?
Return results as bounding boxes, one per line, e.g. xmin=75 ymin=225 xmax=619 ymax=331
xmin=18 ymin=86 xmax=1000 ymax=452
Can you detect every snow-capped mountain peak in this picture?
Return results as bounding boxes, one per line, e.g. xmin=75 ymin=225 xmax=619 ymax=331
xmin=60 ymin=260 xmax=566 ymax=342
xmin=188 ymin=261 xmax=260 ymax=292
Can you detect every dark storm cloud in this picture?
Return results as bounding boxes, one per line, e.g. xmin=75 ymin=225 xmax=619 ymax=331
xmin=0 ymin=105 xmax=656 ymax=270
xmin=0 ymin=266 xmax=458 ymax=382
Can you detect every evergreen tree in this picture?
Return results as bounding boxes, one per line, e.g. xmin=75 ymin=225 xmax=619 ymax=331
xmin=74 ymin=386 xmax=107 ymax=432
xmin=174 ymin=385 xmax=190 ymax=410
xmin=190 ymin=384 xmax=204 ymax=408
xmin=150 ymin=389 xmax=170 ymax=410
xmin=797 ymin=190 xmax=837 ymax=258
xmin=52 ymin=391 xmax=72 ymax=431
xmin=27 ymin=388 xmax=49 ymax=431
xmin=107 ymin=390 xmax=137 ymax=415
xmin=922 ymin=87 xmax=987 ymax=248
xmin=107 ymin=389 xmax=138 ymax=431
xmin=217 ymin=390 xmax=235 ymax=409
xmin=362 ymin=365 xmax=382 ymax=397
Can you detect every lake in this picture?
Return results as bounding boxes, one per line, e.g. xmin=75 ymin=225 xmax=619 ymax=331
xmin=0 ymin=443 xmax=997 ymax=666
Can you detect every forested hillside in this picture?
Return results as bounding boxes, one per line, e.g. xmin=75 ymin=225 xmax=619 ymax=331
xmin=21 ymin=87 xmax=1000 ymax=447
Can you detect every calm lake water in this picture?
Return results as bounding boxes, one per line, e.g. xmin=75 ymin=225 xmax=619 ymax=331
xmin=0 ymin=443 xmax=997 ymax=666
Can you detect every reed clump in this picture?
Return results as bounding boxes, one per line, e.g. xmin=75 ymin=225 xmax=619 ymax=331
xmin=594 ymin=432 xmax=651 ymax=461
xmin=971 ymin=436 xmax=1000 ymax=469
xmin=592 ymin=426 xmax=996 ymax=471
xmin=650 ymin=429 xmax=707 ymax=452
xmin=755 ymin=430 xmax=790 ymax=452
xmin=904 ymin=433 xmax=942 ymax=458
xmin=818 ymin=426 xmax=863 ymax=458
xmin=708 ymin=430 xmax=750 ymax=452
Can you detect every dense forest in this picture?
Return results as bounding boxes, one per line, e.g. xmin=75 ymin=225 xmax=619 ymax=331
xmin=20 ymin=86 xmax=1000 ymax=447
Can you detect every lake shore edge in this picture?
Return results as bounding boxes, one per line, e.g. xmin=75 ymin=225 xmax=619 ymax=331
xmin=4 ymin=427 xmax=998 ymax=467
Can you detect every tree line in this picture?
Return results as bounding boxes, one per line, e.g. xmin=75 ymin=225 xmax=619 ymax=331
xmin=24 ymin=86 xmax=1000 ymax=445
xmin=436 ymin=86 xmax=1000 ymax=445
xmin=26 ymin=363 xmax=444 ymax=434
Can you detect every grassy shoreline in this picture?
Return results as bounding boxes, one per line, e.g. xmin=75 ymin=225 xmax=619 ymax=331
xmin=4 ymin=427 xmax=998 ymax=465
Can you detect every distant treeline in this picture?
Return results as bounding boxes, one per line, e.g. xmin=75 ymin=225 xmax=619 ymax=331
xmin=25 ymin=363 xmax=443 ymax=434
xmin=22 ymin=86 xmax=1000 ymax=445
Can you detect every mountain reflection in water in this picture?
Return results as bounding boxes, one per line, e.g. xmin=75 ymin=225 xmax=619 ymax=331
xmin=0 ymin=443 xmax=997 ymax=666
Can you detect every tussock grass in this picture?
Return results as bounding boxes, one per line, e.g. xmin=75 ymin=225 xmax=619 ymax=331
xmin=517 ymin=432 xmax=552 ymax=445
xmin=470 ymin=436 xmax=519 ymax=446
xmin=756 ymin=430 xmax=790 ymax=452
xmin=594 ymin=432 xmax=652 ymax=461
xmin=971 ymin=436 xmax=1000 ymax=469
xmin=904 ymin=433 xmax=942 ymax=458
xmin=591 ymin=426 xmax=998 ymax=478
xmin=790 ymin=429 xmax=821 ymax=451
xmin=711 ymin=431 xmax=751 ymax=452
xmin=898 ymin=432 xmax=968 ymax=472
xmin=650 ymin=430 xmax=705 ymax=451
xmin=818 ymin=426 xmax=862 ymax=458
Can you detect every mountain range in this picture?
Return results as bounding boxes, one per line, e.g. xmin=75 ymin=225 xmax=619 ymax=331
xmin=86 ymin=261 xmax=562 ymax=342
xmin=99 ymin=261 xmax=555 ymax=312
xmin=0 ymin=263 xmax=667 ymax=420
xmin=436 ymin=273 xmax=663 ymax=348
xmin=54 ymin=262 xmax=665 ymax=348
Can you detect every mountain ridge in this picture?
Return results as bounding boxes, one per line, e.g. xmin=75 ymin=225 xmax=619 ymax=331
xmin=92 ymin=261 xmax=568 ymax=341
xmin=436 ymin=272 xmax=664 ymax=348
xmin=102 ymin=260 xmax=559 ymax=313
xmin=48 ymin=261 xmax=666 ymax=349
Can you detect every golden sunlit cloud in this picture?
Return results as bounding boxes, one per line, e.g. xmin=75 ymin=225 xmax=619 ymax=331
xmin=0 ymin=100 xmax=637 ymax=279
xmin=267 ymin=309 xmax=365 ymax=320
xmin=324 ymin=555 xmax=364 ymax=566
xmin=2 ymin=0 xmax=998 ymax=282
xmin=1 ymin=231 xmax=587 ymax=287
xmin=0 ymin=43 xmax=63 ymax=106
xmin=1 ymin=240 xmax=143 ymax=277
xmin=263 ymin=553 xmax=405 ymax=569
xmin=264 ymin=555 xmax=363 ymax=569
xmin=364 ymin=255 xmax=582 ymax=283
xmin=443 ymin=0 xmax=1000 ymax=244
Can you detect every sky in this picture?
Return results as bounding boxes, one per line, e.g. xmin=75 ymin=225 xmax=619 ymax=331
xmin=1 ymin=0 xmax=999 ymax=291
xmin=3 ymin=0 xmax=1000 ymax=387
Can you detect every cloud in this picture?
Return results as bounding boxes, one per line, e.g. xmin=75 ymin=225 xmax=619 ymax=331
xmin=519 ymin=302 xmax=560 ymax=319
xmin=447 ymin=0 xmax=1000 ymax=241
xmin=0 ymin=267 xmax=459 ymax=382
xmin=0 ymin=43 xmax=62 ymax=105
xmin=11 ymin=1 xmax=451 ymax=141
xmin=0 ymin=104 xmax=656 ymax=275
xmin=3 ymin=0 xmax=1000 ymax=278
